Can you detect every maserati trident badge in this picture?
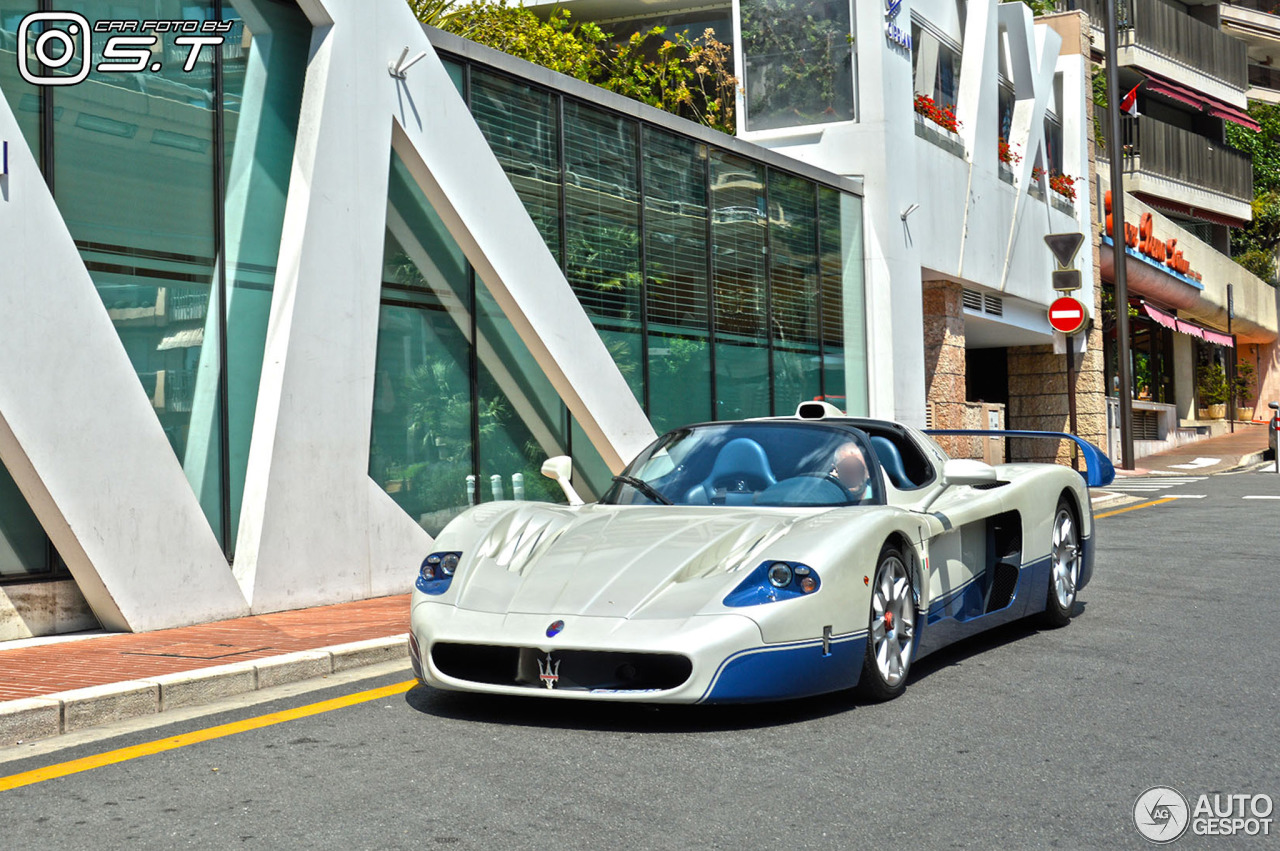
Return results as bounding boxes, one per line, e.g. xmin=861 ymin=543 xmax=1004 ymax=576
xmin=537 ymin=653 xmax=560 ymax=689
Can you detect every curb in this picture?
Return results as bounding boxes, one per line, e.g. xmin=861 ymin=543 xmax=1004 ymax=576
xmin=0 ymin=635 xmax=408 ymax=747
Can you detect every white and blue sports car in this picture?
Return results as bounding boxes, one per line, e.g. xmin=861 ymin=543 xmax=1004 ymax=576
xmin=408 ymin=402 xmax=1112 ymax=703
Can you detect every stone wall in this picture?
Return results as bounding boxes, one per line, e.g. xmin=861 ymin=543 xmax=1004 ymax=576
xmin=0 ymin=580 xmax=98 ymax=641
xmin=922 ymin=280 xmax=967 ymax=456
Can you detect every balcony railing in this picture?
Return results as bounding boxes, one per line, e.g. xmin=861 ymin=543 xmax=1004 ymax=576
xmin=1223 ymin=0 xmax=1280 ymax=14
xmin=1063 ymin=0 xmax=1248 ymax=89
xmin=1249 ymin=64 xmax=1280 ymax=93
xmin=1095 ymin=107 xmax=1253 ymax=203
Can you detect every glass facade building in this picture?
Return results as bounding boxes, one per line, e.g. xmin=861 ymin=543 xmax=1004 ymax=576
xmin=367 ymin=46 xmax=867 ymax=534
xmin=0 ymin=7 xmax=868 ymax=579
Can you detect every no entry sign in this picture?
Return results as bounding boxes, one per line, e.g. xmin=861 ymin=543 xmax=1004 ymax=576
xmin=1048 ymin=296 xmax=1087 ymax=334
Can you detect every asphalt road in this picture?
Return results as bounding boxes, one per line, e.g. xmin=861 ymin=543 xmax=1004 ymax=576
xmin=2 ymin=469 xmax=1278 ymax=850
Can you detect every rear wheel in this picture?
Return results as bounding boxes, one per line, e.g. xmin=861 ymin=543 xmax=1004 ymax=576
xmin=1042 ymin=498 xmax=1081 ymax=628
xmin=858 ymin=544 xmax=916 ymax=702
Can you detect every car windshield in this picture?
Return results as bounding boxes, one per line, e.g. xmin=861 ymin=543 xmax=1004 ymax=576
xmin=600 ymin=422 xmax=884 ymax=508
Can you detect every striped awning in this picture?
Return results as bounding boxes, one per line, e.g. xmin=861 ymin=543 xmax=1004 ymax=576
xmin=1140 ymin=302 xmax=1234 ymax=347
xmin=1140 ymin=72 xmax=1260 ymax=132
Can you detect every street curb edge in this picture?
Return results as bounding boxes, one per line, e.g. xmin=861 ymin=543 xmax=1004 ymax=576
xmin=0 ymin=634 xmax=409 ymax=747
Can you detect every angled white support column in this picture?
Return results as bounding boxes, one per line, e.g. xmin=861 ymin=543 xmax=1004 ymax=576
xmin=0 ymin=99 xmax=248 ymax=632
xmin=237 ymin=0 xmax=654 ymax=612
xmin=999 ymin=5 xmax=1062 ymax=290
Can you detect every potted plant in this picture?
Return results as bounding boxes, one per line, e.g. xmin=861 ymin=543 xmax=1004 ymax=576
xmin=1233 ymin=361 xmax=1256 ymax=421
xmin=1196 ymin=363 xmax=1229 ymax=419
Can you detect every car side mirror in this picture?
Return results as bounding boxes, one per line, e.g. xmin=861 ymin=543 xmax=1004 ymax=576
xmin=919 ymin=459 xmax=999 ymax=513
xmin=540 ymin=456 xmax=585 ymax=506
xmin=941 ymin=458 xmax=999 ymax=487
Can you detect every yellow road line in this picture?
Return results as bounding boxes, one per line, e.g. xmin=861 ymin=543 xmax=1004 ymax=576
xmin=0 ymin=679 xmax=415 ymax=792
xmin=1095 ymin=496 xmax=1176 ymax=519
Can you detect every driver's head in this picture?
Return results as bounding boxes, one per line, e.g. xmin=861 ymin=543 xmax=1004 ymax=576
xmin=833 ymin=442 xmax=868 ymax=491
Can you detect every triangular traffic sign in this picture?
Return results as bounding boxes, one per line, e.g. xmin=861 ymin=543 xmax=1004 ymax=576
xmin=1044 ymin=232 xmax=1085 ymax=267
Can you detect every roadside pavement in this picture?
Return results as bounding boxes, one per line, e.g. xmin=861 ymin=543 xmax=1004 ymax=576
xmin=1113 ymin=421 xmax=1272 ymax=476
xmin=0 ymin=594 xmax=411 ymax=747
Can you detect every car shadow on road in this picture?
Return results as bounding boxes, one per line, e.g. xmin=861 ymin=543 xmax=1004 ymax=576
xmin=403 ymin=683 xmax=860 ymax=733
xmin=906 ymin=603 xmax=1088 ymax=684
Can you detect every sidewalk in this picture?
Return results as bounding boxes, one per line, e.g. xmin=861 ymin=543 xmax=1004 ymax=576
xmin=1 ymin=594 xmax=410 ymax=746
xmin=1114 ymin=421 xmax=1272 ymax=476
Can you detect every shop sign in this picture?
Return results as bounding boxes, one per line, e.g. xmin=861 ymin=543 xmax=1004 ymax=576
xmin=885 ymin=0 xmax=912 ymax=51
xmin=1104 ymin=194 xmax=1203 ymax=283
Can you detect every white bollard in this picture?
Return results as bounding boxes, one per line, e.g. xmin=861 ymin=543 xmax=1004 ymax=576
xmin=490 ymin=474 xmax=504 ymax=501
xmin=466 ymin=474 xmax=477 ymax=505
xmin=512 ymin=473 xmax=525 ymax=501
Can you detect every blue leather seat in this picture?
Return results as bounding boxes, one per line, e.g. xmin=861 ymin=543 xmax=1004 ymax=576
xmin=870 ymin=435 xmax=914 ymax=490
xmin=684 ymin=438 xmax=777 ymax=504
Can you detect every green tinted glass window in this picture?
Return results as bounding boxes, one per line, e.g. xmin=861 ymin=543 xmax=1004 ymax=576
xmin=470 ymin=69 xmax=561 ymax=264
xmin=710 ymin=152 xmax=769 ymax=420
xmin=563 ymin=101 xmax=643 ymax=406
xmin=768 ymin=170 xmax=820 ymax=414
xmin=643 ymin=127 xmax=712 ymax=431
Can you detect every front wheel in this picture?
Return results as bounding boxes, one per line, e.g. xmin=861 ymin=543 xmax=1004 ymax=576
xmin=1041 ymin=498 xmax=1081 ymax=628
xmin=858 ymin=544 xmax=916 ymax=702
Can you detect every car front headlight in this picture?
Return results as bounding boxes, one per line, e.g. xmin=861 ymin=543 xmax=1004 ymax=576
xmin=724 ymin=561 xmax=822 ymax=607
xmin=417 ymin=552 xmax=462 ymax=595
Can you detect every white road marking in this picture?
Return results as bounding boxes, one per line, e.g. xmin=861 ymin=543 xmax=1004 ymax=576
xmin=1104 ymin=476 xmax=1206 ymax=494
xmin=1169 ymin=458 xmax=1220 ymax=470
xmin=1165 ymin=494 xmax=1207 ymax=499
xmin=1242 ymin=495 xmax=1280 ymax=500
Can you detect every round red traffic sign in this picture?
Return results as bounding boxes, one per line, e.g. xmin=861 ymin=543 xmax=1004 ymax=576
xmin=1048 ymin=296 xmax=1087 ymax=334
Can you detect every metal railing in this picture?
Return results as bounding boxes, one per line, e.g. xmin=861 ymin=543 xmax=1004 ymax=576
xmin=1095 ymin=107 xmax=1253 ymax=203
xmin=1249 ymin=64 xmax=1280 ymax=93
xmin=1063 ymin=0 xmax=1248 ymax=89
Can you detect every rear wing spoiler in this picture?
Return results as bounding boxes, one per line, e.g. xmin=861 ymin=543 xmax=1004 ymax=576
xmin=924 ymin=429 xmax=1116 ymax=488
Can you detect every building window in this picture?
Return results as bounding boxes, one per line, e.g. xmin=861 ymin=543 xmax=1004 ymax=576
xmin=0 ymin=461 xmax=64 ymax=580
xmin=912 ymin=22 xmax=962 ymax=111
xmin=0 ymin=2 xmax=40 ymax=165
xmin=1043 ymin=112 xmax=1064 ymax=175
xmin=643 ymin=127 xmax=713 ymax=433
xmin=740 ymin=0 xmax=855 ymax=131
xmin=470 ymin=68 xmax=562 ymax=266
xmin=768 ymin=170 xmax=821 ymax=412
xmin=562 ymin=101 xmax=644 ymax=405
xmin=711 ymin=152 xmax=770 ymax=419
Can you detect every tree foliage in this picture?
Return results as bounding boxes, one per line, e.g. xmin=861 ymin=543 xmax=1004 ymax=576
xmin=1226 ymin=102 xmax=1280 ymax=284
xmin=415 ymin=1 xmax=738 ymax=135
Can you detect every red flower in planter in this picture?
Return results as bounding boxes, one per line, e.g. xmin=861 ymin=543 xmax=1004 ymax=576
xmin=1048 ymin=172 xmax=1077 ymax=201
xmin=914 ymin=94 xmax=961 ymax=133
xmin=997 ymin=137 xmax=1022 ymax=165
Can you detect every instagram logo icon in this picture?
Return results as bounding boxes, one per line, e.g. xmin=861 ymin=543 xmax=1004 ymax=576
xmin=17 ymin=12 xmax=91 ymax=86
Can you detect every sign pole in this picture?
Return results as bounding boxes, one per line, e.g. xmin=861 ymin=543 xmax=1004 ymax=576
xmin=1105 ymin=0 xmax=1135 ymax=470
xmin=1067 ymin=339 xmax=1079 ymax=470
xmin=1228 ymin=283 xmax=1235 ymax=435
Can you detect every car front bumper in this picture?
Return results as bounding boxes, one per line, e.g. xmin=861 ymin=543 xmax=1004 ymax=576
xmin=409 ymin=597 xmax=866 ymax=704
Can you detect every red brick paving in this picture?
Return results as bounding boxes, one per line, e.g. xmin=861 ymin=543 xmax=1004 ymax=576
xmin=0 ymin=595 xmax=410 ymax=702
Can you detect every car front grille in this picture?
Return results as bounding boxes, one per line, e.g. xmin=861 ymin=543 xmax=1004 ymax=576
xmin=430 ymin=643 xmax=692 ymax=693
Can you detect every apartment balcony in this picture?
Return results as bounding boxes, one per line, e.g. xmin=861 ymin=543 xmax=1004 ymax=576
xmin=1221 ymin=1 xmax=1280 ymax=103
xmin=1097 ymin=109 xmax=1253 ymax=223
xmin=1065 ymin=0 xmax=1248 ymax=106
